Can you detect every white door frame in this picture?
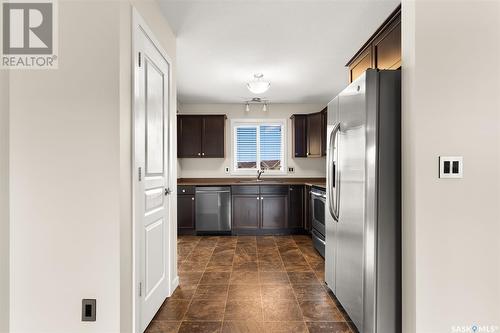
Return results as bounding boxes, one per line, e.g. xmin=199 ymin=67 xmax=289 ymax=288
xmin=132 ymin=8 xmax=178 ymax=333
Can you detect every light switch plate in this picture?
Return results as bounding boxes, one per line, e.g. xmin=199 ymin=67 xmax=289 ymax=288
xmin=439 ymin=156 xmax=463 ymax=179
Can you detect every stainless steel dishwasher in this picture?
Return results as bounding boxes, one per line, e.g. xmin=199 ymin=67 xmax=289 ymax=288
xmin=195 ymin=187 xmax=231 ymax=232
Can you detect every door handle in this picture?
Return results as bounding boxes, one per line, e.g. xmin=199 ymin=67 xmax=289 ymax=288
xmin=328 ymin=123 xmax=340 ymax=221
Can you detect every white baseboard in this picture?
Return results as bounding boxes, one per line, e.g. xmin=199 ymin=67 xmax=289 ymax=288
xmin=169 ymin=275 xmax=179 ymax=296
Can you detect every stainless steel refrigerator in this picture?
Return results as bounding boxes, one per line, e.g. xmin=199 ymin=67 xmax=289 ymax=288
xmin=325 ymin=69 xmax=401 ymax=333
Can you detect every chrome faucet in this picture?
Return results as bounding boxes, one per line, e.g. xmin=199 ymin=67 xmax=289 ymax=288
xmin=257 ymin=169 xmax=264 ymax=180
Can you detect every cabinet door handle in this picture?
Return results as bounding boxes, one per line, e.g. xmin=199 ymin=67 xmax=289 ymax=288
xmin=197 ymin=152 xmax=201 ymax=156
xmin=191 ymin=197 xmax=194 ymax=201
xmin=202 ymin=152 xmax=205 ymax=156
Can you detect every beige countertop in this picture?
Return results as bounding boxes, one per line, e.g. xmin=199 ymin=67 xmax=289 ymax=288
xmin=177 ymin=178 xmax=326 ymax=189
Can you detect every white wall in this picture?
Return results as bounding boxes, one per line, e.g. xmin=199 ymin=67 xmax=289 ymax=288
xmin=178 ymin=103 xmax=326 ymax=178
xmin=9 ymin=1 xmax=177 ymax=332
xmin=9 ymin=2 xmax=122 ymax=332
xmin=402 ymin=1 xmax=500 ymax=332
xmin=0 ymin=69 xmax=9 ymax=333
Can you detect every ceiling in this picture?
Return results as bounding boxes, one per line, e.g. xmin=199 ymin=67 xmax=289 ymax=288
xmin=158 ymin=0 xmax=399 ymax=104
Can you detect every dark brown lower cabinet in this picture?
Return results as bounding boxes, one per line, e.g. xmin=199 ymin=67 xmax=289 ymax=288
xmin=232 ymin=185 xmax=292 ymax=233
xmin=177 ymin=194 xmax=195 ymax=233
xmin=288 ymin=185 xmax=304 ymax=229
xmin=261 ymin=195 xmax=288 ymax=229
xmin=232 ymin=195 xmax=260 ymax=230
xmin=304 ymin=185 xmax=312 ymax=233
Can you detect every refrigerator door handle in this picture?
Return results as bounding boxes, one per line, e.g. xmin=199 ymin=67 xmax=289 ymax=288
xmin=328 ymin=123 xmax=340 ymax=221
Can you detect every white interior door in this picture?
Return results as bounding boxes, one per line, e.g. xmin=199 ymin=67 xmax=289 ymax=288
xmin=134 ymin=19 xmax=171 ymax=332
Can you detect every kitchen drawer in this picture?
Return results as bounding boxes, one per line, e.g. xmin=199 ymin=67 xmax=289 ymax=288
xmin=231 ymin=185 xmax=259 ymax=195
xmin=260 ymin=185 xmax=288 ymax=195
xmin=312 ymin=229 xmax=325 ymax=258
xmin=178 ymin=185 xmax=195 ymax=195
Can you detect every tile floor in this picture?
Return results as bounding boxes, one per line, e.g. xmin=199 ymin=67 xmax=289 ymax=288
xmin=146 ymin=235 xmax=357 ymax=333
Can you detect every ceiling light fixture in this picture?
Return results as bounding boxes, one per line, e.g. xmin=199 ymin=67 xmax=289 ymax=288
xmin=243 ymin=98 xmax=269 ymax=112
xmin=247 ymin=73 xmax=270 ymax=94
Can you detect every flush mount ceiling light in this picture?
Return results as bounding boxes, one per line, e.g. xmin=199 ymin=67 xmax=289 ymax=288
xmin=247 ymin=73 xmax=270 ymax=94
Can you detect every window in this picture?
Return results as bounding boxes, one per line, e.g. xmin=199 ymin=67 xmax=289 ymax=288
xmin=233 ymin=120 xmax=286 ymax=174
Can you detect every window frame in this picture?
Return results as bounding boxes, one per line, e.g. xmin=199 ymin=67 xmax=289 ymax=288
xmin=231 ymin=119 xmax=287 ymax=175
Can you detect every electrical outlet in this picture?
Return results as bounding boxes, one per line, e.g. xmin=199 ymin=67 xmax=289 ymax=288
xmin=225 ymin=167 xmax=230 ymax=174
xmin=439 ymin=156 xmax=463 ymax=179
xmin=288 ymin=167 xmax=294 ymax=173
xmin=82 ymin=299 xmax=96 ymax=322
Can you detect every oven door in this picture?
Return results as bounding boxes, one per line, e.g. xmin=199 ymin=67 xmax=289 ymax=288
xmin=311 ymin=190 xmax=326 ymax=237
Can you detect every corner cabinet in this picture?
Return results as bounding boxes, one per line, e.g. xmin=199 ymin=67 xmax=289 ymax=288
xmin=291 ymin=108 xmax=327 ymax=158
xmin=346 ymin=5 xmax=401 ymax=83
xmin=177 ymin=114 xmax=226 ymax=158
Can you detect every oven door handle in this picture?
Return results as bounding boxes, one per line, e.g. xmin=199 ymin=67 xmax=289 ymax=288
xmin=312 ymin=229 xmax=326 ymax=245
xmin=311 ymin=191 xmax=326 ymax=199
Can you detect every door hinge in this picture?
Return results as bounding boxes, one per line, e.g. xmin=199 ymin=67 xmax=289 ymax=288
xmin=139 ymin=282 xmax=142 ymax=297
xmin=138 ymin=167 xmax=142 ymax=181
xmin=138 ymin=52 xmax=141 ymax=67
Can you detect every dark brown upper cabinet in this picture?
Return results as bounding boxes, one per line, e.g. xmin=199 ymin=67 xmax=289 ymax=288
xmin=349 ymin=47 xmax=373 ymax=83
xmin=346 ymin=5 xmax=401 ymax=83
xmin=321 ymin=109 xmax=327 ymax=156
xmin=291 ymin=108 xmax=327 ymax=158
xmin=307 ymin=112 xmax=323 ymax=157
xmin=177 ymin=114 xmax=226 ymax=158
xmin=201 ymin=115 xmax=225 ymax=157
xmin=291 ymin=115 xmax=307 ymax=158
xmin=373 ymin=18 xmax=401 ymax=70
